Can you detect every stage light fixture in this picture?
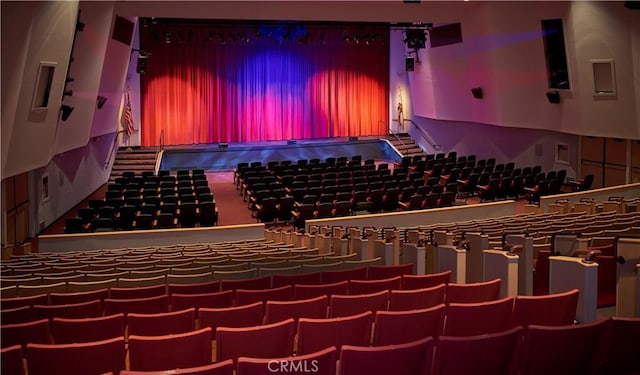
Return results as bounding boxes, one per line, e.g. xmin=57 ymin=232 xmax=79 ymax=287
xmin=60 ymin=105 xmax=74 ymax=121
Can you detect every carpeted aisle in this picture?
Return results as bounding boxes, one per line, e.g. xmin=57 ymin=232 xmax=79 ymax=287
xmin=207 ymin=171 xmax=257 ymax=226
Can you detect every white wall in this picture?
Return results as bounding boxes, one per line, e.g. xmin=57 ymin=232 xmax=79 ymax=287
xmin=32 ymin=133 xmax=116 ymax=234
xmin=1 ymin=1 xmax=78 ymax=178
xmin=408 ymin=2 xmax=639 ymax=139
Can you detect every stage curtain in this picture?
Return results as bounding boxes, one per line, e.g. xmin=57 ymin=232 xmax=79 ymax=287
xmin=140 ymin=21 xmax=389 ymax=146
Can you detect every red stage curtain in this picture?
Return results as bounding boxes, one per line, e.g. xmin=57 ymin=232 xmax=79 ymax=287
xmin=140 ymin=21 xmax=389 ymax=146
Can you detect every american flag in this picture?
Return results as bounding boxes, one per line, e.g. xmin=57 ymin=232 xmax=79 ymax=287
xmin=122 ymin=90 xmax=135 ymax=137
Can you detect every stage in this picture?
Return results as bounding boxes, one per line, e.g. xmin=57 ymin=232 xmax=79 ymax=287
xmin=159 ymin=136 xmax=402 ymax=171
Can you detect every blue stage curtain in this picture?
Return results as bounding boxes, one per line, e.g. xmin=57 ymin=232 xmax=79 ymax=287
xmin=140 ymin=21 xmax=389 ymax=146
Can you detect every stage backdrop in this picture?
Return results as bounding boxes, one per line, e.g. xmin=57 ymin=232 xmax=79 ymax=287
xmin=139 ymin=20 xmax=390 ymax=146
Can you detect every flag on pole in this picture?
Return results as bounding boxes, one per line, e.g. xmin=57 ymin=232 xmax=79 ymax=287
xmin=122 ymin=90 xmax=135 ymax=137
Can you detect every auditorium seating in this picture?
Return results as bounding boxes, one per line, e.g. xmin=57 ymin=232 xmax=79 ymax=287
xmin=236 ymin=155 xmax=564 ymax=228
xmin=65 ymin=169 xmax=217 ymax=233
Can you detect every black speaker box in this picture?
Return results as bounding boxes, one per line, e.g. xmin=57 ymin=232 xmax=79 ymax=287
xmin=405 ymin=57 xmax=415 ymax=72
xmin=546 ymin=91 xmax=560 ymax=104
xmin=218 ymin=143 xmax=228 ymax=149
xmin=471 ymin=87 xmax=483 ymax=99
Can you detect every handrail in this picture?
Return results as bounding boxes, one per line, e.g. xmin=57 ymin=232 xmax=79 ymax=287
xmin=404 ymin=119 xmax=441 ymax=151
xmin=154 ymin=129 xmax=165 ymax=173
xmin=105 ymin=131 xmax=123 ymax=167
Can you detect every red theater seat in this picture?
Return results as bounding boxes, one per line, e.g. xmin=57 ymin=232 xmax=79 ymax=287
xmin=388 ymin=284 xmax=446 ymax=311
xmin=216 ymin=318 xmax=296 ymax=363
xmin=265 ymin=295 xmax=329 ymax=324
xmin=328 ymin=290 xmax=388 ymax=318
xmin=51 ymin=314 xmax=125 ymax=344
xmin=445 ymin=278 xmax=501 ymax=304
xmin=293 ymin=280 xmax=349 ymax=300
xmin=33 ymin=299 xmax=103 ymax=321
xmin=347 ymin=276 xmax=402 ymax=295
xmin=25 ymin=336 xmax=126 ymax=375
xmin=443 ymin=297 xmax=515 ymax=337
xmin=128 ymin=327 xmax=212 ymax=371
xmin=320 ymin=267 xmax=367 ymax=284
xmin=109 ymin=284 xmax=167 ymax=300
xmin=366 ymin=264 xmax=414 ymax=280
xmin=595 ymin=317 xmax=640 ymax=375
xmin=1 ymin=319 xmax=51 ymax=349
xmin=401 ymin=270 xmax=452 ymax=290
xmin=340 ymin=336 xmax=434 ymax=375
xmin=510 ymin=288 xmax=579 ymax=327
xmin=104 ymin=295 xmax=170 ymax=316
xmin=199 ymin=302 xmax=265 ymax=333
xmin=235 ymin=285 xmax=292 ymax=306
xmin=518 ymin=320 xmax=605 ymax=375
xmin=170 ymin=290 xmax=234 ymax=312
xmin=433 ymin=326 xmax=523 ymax=375
xmin=297 ymin=311 xmax=373 ymax=355
xmin=373 ymin=304 xmax=445 ymax=346
xmin=1 ymin=345 xmax=25 ymax=375
xmin=120 ymin=360 xmax=234 ymax=374
xmin=271 ymin=272 xmax=323 ymax=288
xmin=237 ymin=346 xmax=337 ymax=375
xmin=127 ymin=308 xmax=196 ymax=337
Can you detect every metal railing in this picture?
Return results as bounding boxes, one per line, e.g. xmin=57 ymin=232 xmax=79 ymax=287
xmin=404 ymin=119 xmax=441 ymax=151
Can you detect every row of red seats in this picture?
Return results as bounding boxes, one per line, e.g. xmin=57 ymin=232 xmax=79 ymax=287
xmin=2 ymin=285 xmax=580 ymax=352
xmin=1 ymin=270 xmax=498 ymax=325
xmin=3 ymin=316 xmax=639 ymax=375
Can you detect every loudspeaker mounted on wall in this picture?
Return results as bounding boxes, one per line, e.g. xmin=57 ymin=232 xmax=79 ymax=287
xmin=218 ymin=143 xmax=228 ymax=149
xmin=97 ymin=96 xmax=107 ymax=109
xmin=348 ymin=136 xmax=358 ymax=141
xmin=471 ymin=87 xmax=483 ymax=99
xmin=60 ymin=105 xmax=74 ymax=121
xmin=287 ymin=140 xmax=297 ymax=145
xmin=546 ymin=90 xmax=560 ymax=104
xmin=136 ymin=56 xmax=148 ymax=74
xmin=405 ymin=57 xmax=415 ymax=72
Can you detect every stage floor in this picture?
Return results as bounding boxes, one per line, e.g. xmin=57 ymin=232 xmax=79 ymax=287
xmin=159 ymin=136 xmax=401 ymax=171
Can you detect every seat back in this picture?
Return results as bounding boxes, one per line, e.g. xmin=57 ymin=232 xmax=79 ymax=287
xmin=329 ymin=290 xmax=388 ymax=318
xmin=127 ymin=308 xmax=196 ymax=337
xmin=444 ymin=297 xmax=515 ymax=336
xmin=518 ymin=320 xmax=605 ymax=375
xmin=33 ymin=299 xmax=103 ymax=321
xmin=128 ymin=327 xmax=212 ymax=371
xmin=347 ymin=276 xmax=401 ymax=295
xmin=199 ymin=302 xmax=265 ymax=333
xmin=297 ymin=311 xmax=373 ymax=355
xmin=25 ymin=337 xmax=126 ymax=375
xmin=388 ymin=284 xmax=446 ymax=311
xmin=433 ymin=326 xmax=523 ymax=375
xmin=51 ymin=314 xmax=125 ymax=344
xmin=293 ymin=280 xmax=349 ymax=300
xmin=171 ymin=290 xmax=234 ymax=312
xmin=1 ymin=319 xmax=51 ymax=349
xmin=1 ymin=345 xmax=24 ymax=375
xmin=237 ymin=346 xmax=337 ymax=375
xmin=340 ymin=336 xmax=435 ymax=375
xmin=445 ymin=278 xmax=501 ymax=303
xmin=511 ymin=288 xmax=579 ymax=327
xmin=373 ymin=304 xmax=445 ymax=346
xmin=104 ymin=295 xmax=170 ymax=316
xmin=366 ymin=264 xmax=414 ymax=280
xmin=401 ymin=270 xmax=451 ymax=290
xmin=265 ymin=295 xmax=329 ymax=324
xmin=235 ymin=285 xmax=293 ymax=306
xmin=216 ymin=318 xmax=296 ymax=363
